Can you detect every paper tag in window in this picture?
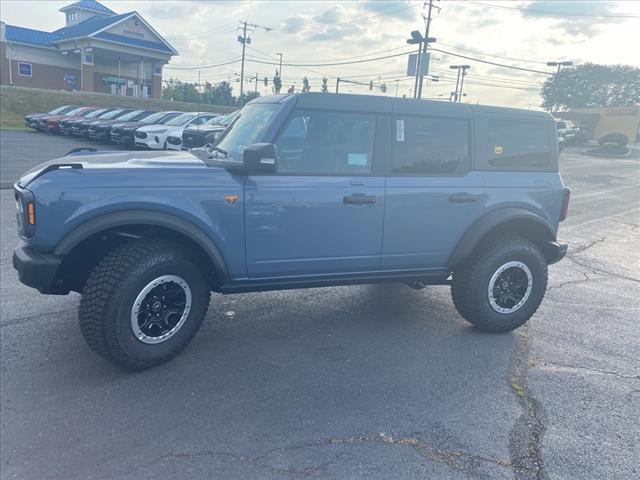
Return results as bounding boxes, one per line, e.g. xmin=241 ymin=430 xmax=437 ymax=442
xmin=494 ymin=145 xmax=503 ymax=154
xmin=348 ymin=153 xmax=368 ymax=166
xmin=396 ymin=120 xmax=405 ymax=142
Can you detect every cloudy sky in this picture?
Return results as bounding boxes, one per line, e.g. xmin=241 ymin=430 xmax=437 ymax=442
xmin=2 ymin=0 xmax=639 ymax=108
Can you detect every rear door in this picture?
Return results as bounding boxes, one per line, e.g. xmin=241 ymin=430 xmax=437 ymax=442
xmin=382 ymin=113 xmax=485 ymax=269
xmin=244 ymin=109 xmax=386 ymax=277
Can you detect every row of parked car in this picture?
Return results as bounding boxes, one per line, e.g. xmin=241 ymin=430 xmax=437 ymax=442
xmin=24 ymin=105 xmax=239 ymax=150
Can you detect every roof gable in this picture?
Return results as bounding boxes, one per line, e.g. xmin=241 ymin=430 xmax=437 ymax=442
xmin=59 ymin=0 xmax=116 ymax=15
xmin=52 ymin=12 xmax=131 ymax=39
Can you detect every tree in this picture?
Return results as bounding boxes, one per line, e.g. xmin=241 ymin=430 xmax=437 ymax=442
xmin=240 ymin=91 xmax=260 ymax=105
xmin=541 ymin=63 xmax=640 ymax=112
xmin=210 ymin=81 xmax=235 ymax=106
xmin=302 ymin=76 xmax=311 ymax=92
xmin=273 ymin=70 xmax=282 ymax=94
xmin=321 ymin=77 xmax=329 ymax=93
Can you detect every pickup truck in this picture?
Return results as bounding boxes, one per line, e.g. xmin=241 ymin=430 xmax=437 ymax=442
xmin=13 ymin=93 xmax=569 ymax=370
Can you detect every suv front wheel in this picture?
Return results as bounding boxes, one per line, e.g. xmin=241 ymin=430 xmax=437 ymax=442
xmin=451 ymin=236 xmax=548 ymax=332
xmin=79 ymin=240 xmax=211 ymax=370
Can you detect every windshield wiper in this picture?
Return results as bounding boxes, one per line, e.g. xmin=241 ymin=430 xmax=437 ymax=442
xmin=213 ymin=146 xmax=228 ymax=158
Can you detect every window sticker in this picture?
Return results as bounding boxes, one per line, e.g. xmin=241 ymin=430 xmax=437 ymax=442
xmin=396 ymin=119 xmax=405 ymax=142
xmin=494 ymin=145 xmax=503 ymax=155
xmin=348 ymin=153 xmax=368 ymax=166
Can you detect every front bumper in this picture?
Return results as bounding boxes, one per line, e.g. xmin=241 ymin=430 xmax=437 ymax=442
xmin=88 ymin=130 xmax=110 ymax=141
xmin=110 ymin=133 xmax=135 ymax=145
xmin=544 ymin=241 xmax=568 ymax=265
xmin=13 ymin=242 xmax=66 ymax=294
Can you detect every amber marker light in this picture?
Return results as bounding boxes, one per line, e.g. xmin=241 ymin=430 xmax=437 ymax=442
xmin=27 ymin=202 xmax=35 ymax=225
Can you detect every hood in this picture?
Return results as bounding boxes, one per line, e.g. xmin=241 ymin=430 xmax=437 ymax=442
xmin=112 ymin=121 xmax=144 ymax=130
xmin=17 ymin=151 xmax=206 ymax=188
xmin=185 ymin=124 xmax=225 ymax=134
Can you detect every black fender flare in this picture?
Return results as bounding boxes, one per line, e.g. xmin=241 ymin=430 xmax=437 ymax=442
xmin=447 ymin=208 xmax=557 ymax=267
xmin=54 ymin=210 xmax=229 ymax=280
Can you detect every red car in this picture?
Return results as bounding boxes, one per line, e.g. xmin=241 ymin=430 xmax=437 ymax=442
xmin=39 ymin=107 xmax=98 ymax=134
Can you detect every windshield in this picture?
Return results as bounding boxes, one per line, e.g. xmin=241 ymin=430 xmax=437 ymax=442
xmin=556 ymin=122 xmax=566 ymax=129
xmin=65 ymin=107 xmax=85 ymax=116
xmin=48 ymin=105 xmax=73 ymax=114
xmin=218 ymin=111 xmax=240 ymax=127
xmin=85 ymin=109 xmax=109 ymax=118
xmin=215 ymin=104 xmax=280 ymax=159
xmin=115 ymin=110 xmax=146 ymax=122
xmin=166 ymin=113 xmax=196 ymax=127
xmin=140 ymin=111 xmax=168 ymax=124
xmin=99 ymin=109 xmax=126 ymax=119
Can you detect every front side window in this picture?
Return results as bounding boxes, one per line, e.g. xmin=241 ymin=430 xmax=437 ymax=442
xmin=275 ymin=110 xmax=375 ymax=175
xmin=488 ymin=119 xmax=550 ymax=169
xmin=392 ymin=116 xmax=469 ymax=175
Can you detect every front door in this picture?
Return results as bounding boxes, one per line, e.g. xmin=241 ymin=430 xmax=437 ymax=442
xmin=382 ymin=114 xmax=485 ymax=269
xmin=245 ymin=109 xmax=385 ymax=278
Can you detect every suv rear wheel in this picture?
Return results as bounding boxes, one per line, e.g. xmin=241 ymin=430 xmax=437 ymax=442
xmin=79 ymin=240 xmax=210 ymax=370
xmin=451 ymin=236 xmax=548 ymax=332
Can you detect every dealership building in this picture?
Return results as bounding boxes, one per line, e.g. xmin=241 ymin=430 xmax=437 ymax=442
xmin=0 ymin=0 xmax=177 ymax=98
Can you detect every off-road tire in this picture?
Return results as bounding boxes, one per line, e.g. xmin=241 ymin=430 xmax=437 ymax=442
xmin=79 ymin=239 xmax=210 ymax=370
xmin=451 ymin=236 xmax=548 ymax=333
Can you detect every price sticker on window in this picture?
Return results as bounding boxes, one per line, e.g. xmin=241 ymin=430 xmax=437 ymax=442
xmin=494 ymin=145 xmax=503 ymax=155
xmin=396 ymin=120 xmax=405 ymax=142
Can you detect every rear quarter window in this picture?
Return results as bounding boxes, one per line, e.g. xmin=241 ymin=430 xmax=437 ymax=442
xmin=487 ymin=119 xmax=551 ymax=169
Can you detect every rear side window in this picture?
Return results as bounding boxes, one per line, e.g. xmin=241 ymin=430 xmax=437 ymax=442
xmin=488 ymin=119 xmax=550 ymax=168
xmin=276 ymin=110 xmax=376 ymax=175
xmin=392 ymin=116 xmax=470 ymax=175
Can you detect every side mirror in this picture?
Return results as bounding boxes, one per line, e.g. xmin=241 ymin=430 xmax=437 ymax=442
xmin=243 ymin=143 xmax=277 ymax=174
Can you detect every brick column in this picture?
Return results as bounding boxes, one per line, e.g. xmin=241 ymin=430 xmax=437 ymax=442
xmin=81 ymin=47 xmax=95 ymax=92
xmin=152 ymin=63 xmax=163 ymax=99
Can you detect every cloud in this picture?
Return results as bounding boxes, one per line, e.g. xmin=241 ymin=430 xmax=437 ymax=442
xmin=361 ymin=1 xmax=416 ymax=21
xmin=521 ymin=1 xmax=617 ymax=18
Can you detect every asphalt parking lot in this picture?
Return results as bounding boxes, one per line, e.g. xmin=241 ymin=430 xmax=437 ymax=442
xmin=1 ymin=131 xmax=638 ymax=480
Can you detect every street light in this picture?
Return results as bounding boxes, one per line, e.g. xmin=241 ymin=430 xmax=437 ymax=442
xmin=449 ymin=65 xmax=469 ymax=102
xmin=547 ymin=61 xmax=574 ymax=73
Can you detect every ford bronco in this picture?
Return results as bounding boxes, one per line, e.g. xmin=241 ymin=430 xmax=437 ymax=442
xmin=13 ymin=93 xmax=569 ymax=370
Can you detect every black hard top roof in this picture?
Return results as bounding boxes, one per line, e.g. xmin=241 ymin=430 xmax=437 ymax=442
xmin=250 ymin=92 xmax=551 ymax=120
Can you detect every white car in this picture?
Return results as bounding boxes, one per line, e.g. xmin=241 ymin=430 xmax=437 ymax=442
xmin=134 ymin=112 xmax=218 ymax=150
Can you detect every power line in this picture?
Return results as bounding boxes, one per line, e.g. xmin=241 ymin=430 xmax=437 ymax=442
xmin=436 ymin=41 xmax=549 ymax=66
xmin=431 ymin=48 xmax=553 ymax=75
xmin=165 ymin=58 xmax=241 ymax=70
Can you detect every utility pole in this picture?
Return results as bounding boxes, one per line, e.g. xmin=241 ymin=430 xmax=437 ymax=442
xmin=457 ymin=65 xmax=470 ymax=102
xmin=238 ymin=21 xmax=250 ymax=106
xmin=395 ymin=79 xmax=400 ymax=97
xmin=450 ymin=65 xmax=461 ymax=102
xmin=254 ymin=72 xmax=259 ymax=95
xmin=417 ymin=0 xmax=438 ymax=99
xmin=336 ymin=77 xmax=340 ymax=93
xmin=276 ymin=52 xmax=283 ymax=83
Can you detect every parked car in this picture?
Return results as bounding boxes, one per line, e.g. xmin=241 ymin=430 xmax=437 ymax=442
xmin=72 ymin=108 xmax=132 ymax=138
xmin=24 ymin=105 xmax=77 ymax=131
xmin=12 ymin=93 xmax=570 ymax=370
xmin=555 ymin=119 xmax=579 ymax=144
xmin=64 ymin=108 xmax=115 ymax=135
xmin=60 ymin=108 xmax=112 ymax=135
xmin=88 ymin=110 xmax=156 ymax=142
xmin=38 ymin=107 xmax=97 ymax=134
xmin=110 ymin=111 xmax=183 ymax=146
xmin=182 ymin=110 xmax=240 ymax=150
xmin=135 ymin=112 xmax=218 ymax=150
